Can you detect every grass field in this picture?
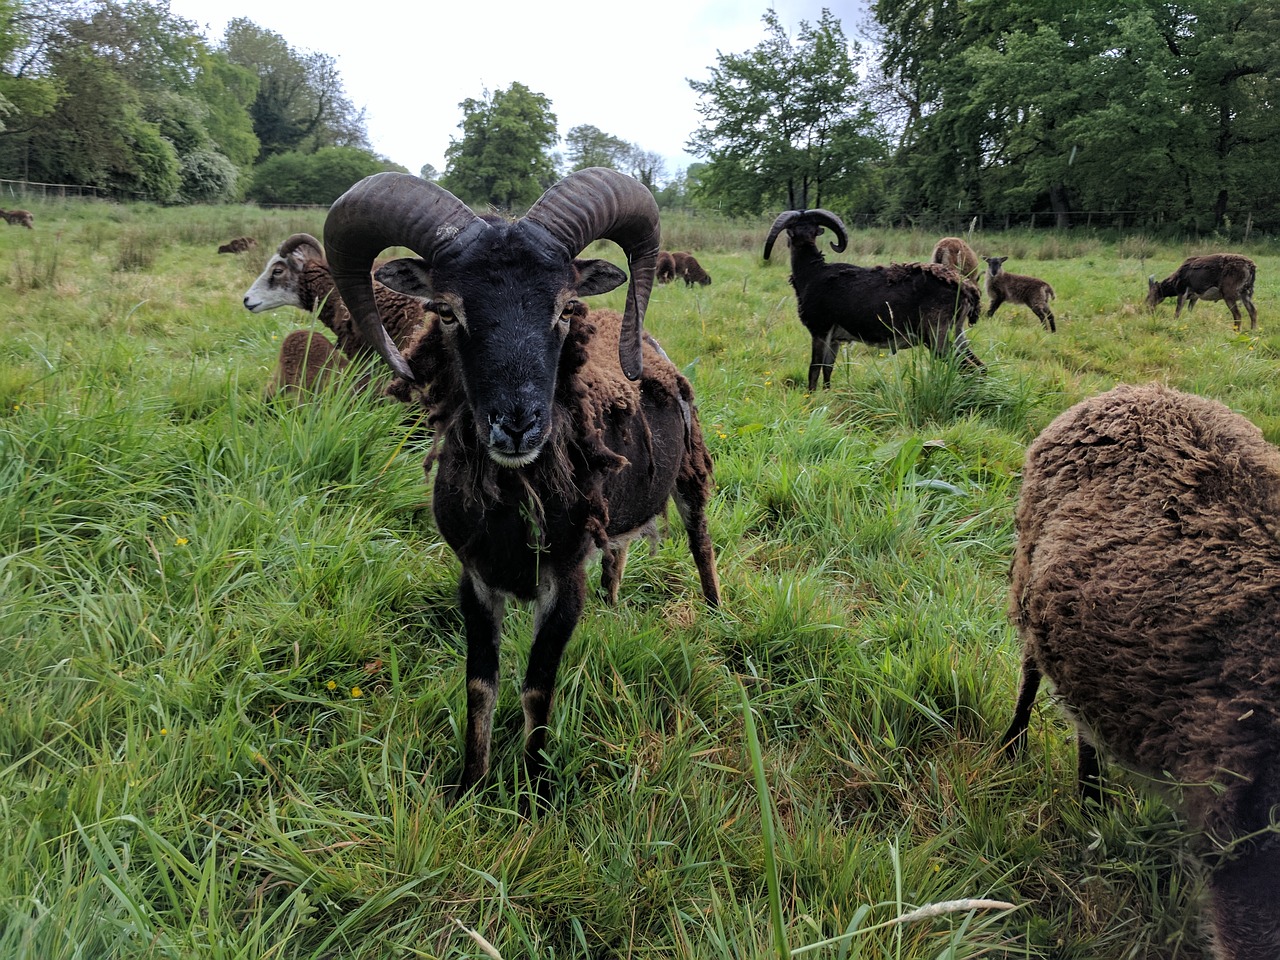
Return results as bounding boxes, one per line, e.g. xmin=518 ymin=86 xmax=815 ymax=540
xmin=2 ymin=197 xmax=1278 ymax=959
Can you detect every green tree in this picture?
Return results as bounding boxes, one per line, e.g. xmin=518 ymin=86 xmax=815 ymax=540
xmin=687 ymin=8 xmax=884 ymax=214
xmin=192 ymin=50 xmax=259 ymax=171
xmin=440 ymin=82 xmax=558 ymax=210
xmin=565 ymin=123 xmax=630 ymax=171
xmin=247 ymin=145 xmax=396 ymax=205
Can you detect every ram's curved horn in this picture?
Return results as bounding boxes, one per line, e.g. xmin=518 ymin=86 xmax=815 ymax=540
xmin=277 ymin=233 xmax=325 ymax=260
xmin=525 ymin=167 xmax=660 ymax=381
xmin=324 ymin=173 xmax=485 ymax=381
xmin=804 ymin=209 xmax=849 ymax=253
xmin=763 ymin=210 xmax=803 ymax=261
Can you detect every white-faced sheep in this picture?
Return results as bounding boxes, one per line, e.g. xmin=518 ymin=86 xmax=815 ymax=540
xmin=930 ymin=236 xmax=980 ymax=281
xmin=1147 ymin=253 xmax=1258 ymax=333
xmin=763 ymin=209 xmax=983 ymax=390
xmin=243 ymin=233 xmax=427 ymax=361
xmin=1003 ymin=382 xmax=1280 ymax=960
xmin=671 ymin=250 xmax=712 ymax=286
xmin=983 ymin=256 xmax=1056 ymax=331
xmin=218 ymin=236 xmax=257 ymax=254
xmin=0 ymin=208 xmax=34 ymax=229
xmin=324 ymin=167 xmax=721 ymax=794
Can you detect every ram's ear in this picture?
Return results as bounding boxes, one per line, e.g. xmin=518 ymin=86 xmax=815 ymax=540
xmin=374 ymin=258 xmax=435 ymax=298
xmin=574 ymin=258 xmax=627 ymax=297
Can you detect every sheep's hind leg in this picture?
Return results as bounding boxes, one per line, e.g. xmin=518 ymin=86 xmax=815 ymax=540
xmin=457 ymin=570 xmax=506 ymax=795
xmin=1207 ymin=842 xmax=1280 ymax=960
xmin=522 ymin=566 xmax=587 ymax=795
xmin=1243 ymin=291 xmax=1259 ymax=330
xmin=1001 ymin=655 xmax=1041 ymax=759
xmin=809 ymin=333 xmax=837 ymax=391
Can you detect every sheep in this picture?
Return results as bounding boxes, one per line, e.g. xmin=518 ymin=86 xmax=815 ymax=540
xmin=1147 ymin=253 xmax=1258 ymax=333
xmin=218 ymin=236 xmax=257 ymax=254
xmin=262 ymin=330 xmax=350 ymax=400
xmin=671 ymin=250 xmax=712 ymax=286
xmin=763 ymin=208 xmax=982 ymax=390
xmin=930 ymin=236 xmax=980 ymax=281
xmin=656 ymin=250 xmax=676 ymax=284
xmin=0 ymin=208 xmax=34 ymax=229
xmin=324 ymin=166 xmax=721 ymax=794
xmin=243 ymin=233 xmax=427 ymax=361
xmin=983 ymin=256 xmax=1056 ymax=331
xmin=1002 ymin=382 xmax=1280 ymax=960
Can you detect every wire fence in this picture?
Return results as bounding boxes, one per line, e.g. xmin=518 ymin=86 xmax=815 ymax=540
xmin=0 ymin=178 xmax=103 ymax=201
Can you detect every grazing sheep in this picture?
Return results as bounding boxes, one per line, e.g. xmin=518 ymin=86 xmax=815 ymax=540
xmin=983 ymin=256 xmax=1056 ymax=332
xmin=243 ymin=233 xmax=427 ymax=361
xmin=656 ymin=250 xmax=676 ymax=284
xmin=1147 ymin=254 xmax=1258 ymax=333
xmin=1003 ymin=382 xmax=1280 ymax=960
xmin=218 ymin=236 xmax=257 ymax=254
xmin=671 ymin=250 xmax=712 ymax=286
xmin=930 ymin=236 xmax=980 ymax=281
xmin=0 ymin=208 xmax=34 ymax=229
xmin=763 ymin=208 xmax=982 ymax=390
xmin=324 ymin=167 xmax=721 ymax=793
xmin=262 ymin=330 xmax=349 ymax=400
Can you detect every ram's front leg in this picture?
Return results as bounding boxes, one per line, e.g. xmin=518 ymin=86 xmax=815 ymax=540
xmin=457 ymin=569 xmax=505 ymax=793
xmin=522 ymin=565 xmax=587 ymax=789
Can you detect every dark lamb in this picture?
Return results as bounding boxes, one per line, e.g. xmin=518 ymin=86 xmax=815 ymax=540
xmin=1147 ymin=253 xmax=1258 ymax=333
xmin=671 ymin=250 xmax=712 ymax=286
xmin=764 ymin=209 xmax=982 ymax=390
xmin=1003 ymin=382 xmax=1280 ymax=960
xmin=325 ymin=167 xmax=721 ymax=796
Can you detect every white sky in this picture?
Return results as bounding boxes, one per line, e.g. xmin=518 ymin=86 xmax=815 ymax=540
xmin=165 ymin=0 xmax=870 ymax=182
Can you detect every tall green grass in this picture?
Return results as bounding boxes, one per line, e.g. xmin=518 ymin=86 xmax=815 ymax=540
xmin=2 ymin=198 xmax=1277 ymax=958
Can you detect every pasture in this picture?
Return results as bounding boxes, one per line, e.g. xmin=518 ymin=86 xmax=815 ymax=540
xmin=2 ymin=197 xmax=1278 ymax=959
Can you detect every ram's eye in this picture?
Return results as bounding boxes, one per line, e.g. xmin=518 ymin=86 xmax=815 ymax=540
xmin=558 ymin=300 xmax=581 ymax=327
xmin=431 ymin=301 xmax=457 ymax=324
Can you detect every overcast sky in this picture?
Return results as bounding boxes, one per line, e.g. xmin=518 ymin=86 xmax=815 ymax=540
xmin=165 ymin=0 xmax=871 ymax=182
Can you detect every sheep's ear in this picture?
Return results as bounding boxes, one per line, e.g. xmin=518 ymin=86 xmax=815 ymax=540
xmin=574 ymin=258 xmax=627 ymax=297
xmin=374 ymin=258 xmax=435 ymax=299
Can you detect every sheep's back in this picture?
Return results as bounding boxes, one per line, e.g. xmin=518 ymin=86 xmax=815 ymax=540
xmin=1011 ymin=382 xmax=1280 ymax=838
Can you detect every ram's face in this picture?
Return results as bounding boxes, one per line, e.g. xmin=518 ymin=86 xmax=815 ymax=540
xmin=375 ymin=222 xmax=626 ymax=468
xmin=243 ymin=252 xmax=305 ymax=313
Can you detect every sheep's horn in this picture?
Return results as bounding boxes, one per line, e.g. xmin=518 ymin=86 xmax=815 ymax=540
xmin=325 ymin=173 xmax=486 ymax=382
xmin=763 ymin=210 xmax=802 ymax=261
xmin=805 ymin=209 xmax=849 ymax=253
xmin=278 ymin=233 xmax=325 ymax=260
xmin=525 ymin=167 xmax=659 ymax=382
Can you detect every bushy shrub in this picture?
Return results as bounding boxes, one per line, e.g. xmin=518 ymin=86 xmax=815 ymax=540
xmin=248 ymin=146 xmax=402 ymax=205
xmin=179 ymin=149 xmax=240 ymax=204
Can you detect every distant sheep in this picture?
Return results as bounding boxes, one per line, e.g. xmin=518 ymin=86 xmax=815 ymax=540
xmin=930 ymin=236 xmax=980 ymax=281
xmin=671 ymin=250 xmax=712 ymax=286
xmin=1147 ymin=253 xmax=1258 ymax=333
xmin=983 ymin=256 xmax=1056 ymax=332
xmin=1003 ymin=382 xmax=1280 ymax=960
xmin=764 ymin=208 xmax=982 ymax=389
xmin=0 ymin=208 xmax=33 ymax=229
xmin=218 ymin=236 xmax=257 ymax=254
xmin=656 ymin=250 xmax=676 ymax=284
xmin=262 ymin=330 xmax=349 ymax=400
xmin=243 ymin=233 xmax=427 ymax=360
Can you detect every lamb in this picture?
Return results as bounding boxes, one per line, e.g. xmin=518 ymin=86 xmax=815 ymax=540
xmin=930 ymin=236 xmax=980 ymax=281
xmin=262 ymin=330 xmax=349 ymax=400
xmin=763 ymin=208 xmax=982 ymax=390
xmin=324 ymin=166 xmax=721 ymax=793
xmin=671 ymin=250 xmax=712 ymax=286
xmin=218 ymin=236 xmax=257 ymax=254
xmin=1147 ymin=253 xmax=1258 ymax=333
xmin=1002 ymin=382 xmax=1280 ymax=960
xmin=0 ymin=208 xmax=34 ymax=229
xmin=983 ymin=256 xmax=1056 ymax=331
xmin=656 ymin=250 xmax=676 ymax=284
xmin=243 ymin=233 xmax=427 ymax=361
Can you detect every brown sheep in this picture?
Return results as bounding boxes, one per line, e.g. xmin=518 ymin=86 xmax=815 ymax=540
xmin=218 ymin=236 xmax=257 ymax=254
xmin=671 ymin=250 xmax=711 ymax=286
xmin=1003 ymin=382 xmax=1280 ymax=960
xmin=262 ymin=330 xmax=350 ymax=400
xmin=0 ymin=208 xmax=34 ymax=229
xmin=983 ymin=255 xmax=1056 ymax=332
xmin=930 ymin=236 xmax=980 ymax=281
xmin=1147 ymin=253 xmax=1258 ymax=333
xmin=656 ymin=250 xmax=676 ymax=284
